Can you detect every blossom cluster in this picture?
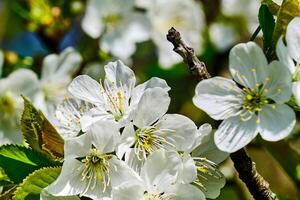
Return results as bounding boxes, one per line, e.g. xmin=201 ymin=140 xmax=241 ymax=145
xmin=42 ymin=60 xmax=227 ymax=199
xmin=81 ymin=0 xmax=204 ymax=68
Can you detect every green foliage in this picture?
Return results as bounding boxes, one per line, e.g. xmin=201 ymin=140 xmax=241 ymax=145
xmin=0 ymin=145 xmax=56 ymax=184
xmin=258 ymin=5 xmax=275 ymax=54
xmin=273 ymin=0 xmax=300 ymax=43
xmin=13 ymin=167 xmax=61 ymax=200
xmin=21 ymin=96 xmax=64 ymax=159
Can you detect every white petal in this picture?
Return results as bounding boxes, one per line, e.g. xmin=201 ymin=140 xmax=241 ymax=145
xmin=194 ymin=159 xmax=225 ymax=199
xmin=229 ymin=42 xmax=268 ymax=88
xmin=124 ymin=148 xmax=144 ymax=173
xmin=286 ymin=17 xmax=300 ymax=62
xmin=192 ymin=127 xmax=229 ymax=164
xmin=263 ymin=61 xmax=292 ymax=104
xmin=109 ymin=157 xmax=141 ymax=187
xmin=42 ymin=48 xmax=82 ymax=80
xmin=276 ymin=37 xmax=295 ymax=74
xmin=116 ymin=123 xmax=135 ymax=159
xmin=259 ymin=104 xmax=296 ymax=141
xmin=80 ymin=106 xmax=114 ymax=132
xmin=4 ymin=69 xmax=39 ymax=97
xmin=293 ymin=81 xmax=300 ymax=106
xmin=112 ymin=181 xmax=144 ymax=200
xmin=141 ymin=150 xmax=179 ymax=190
xmin=215 ymin=115 xmax=258 ymax=153
xmin=45 ymin=159 xmax=86 ymax=196
xmin=176 ymin=153 xmax=197 ymax=184
xmin=55 ymin=98 xmax=94 ymax=139
xmin=88 ymin=121 xmax=120 ymax=153
xmin=193 ymin=77 xmax=243 ymax=120
xmin=155 ymin=114 xmax=197 ymax=152
xmin=169 ymin=184 xmax=205 ymax=200
xmin=68 ymin=75 xmax=104 ymax=105
xmin=64 ymin=133 xmax=91 ymax=160
xmin=104 ymin=60 xmax=136 ymax=93
xmin=130 ymin=77 xmax=170 ymax=109
xmin=133 ymin=87 xmax=170 ymax=127
xmin=81 ymin=0 xmax=104 ymax=38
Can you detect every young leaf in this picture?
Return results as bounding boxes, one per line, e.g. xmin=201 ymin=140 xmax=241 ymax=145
xmin=273 ymin=0 xmax=300 ymax=43
xmin=0 ymin=145 xmax=57 ymax=183
xmin=258 ymin=5 xmax=275 ymax=53
xmin=13 ymin=167 xmax=61 ymax=200
xmin=21 ymin=96 xmax=64 ymax=159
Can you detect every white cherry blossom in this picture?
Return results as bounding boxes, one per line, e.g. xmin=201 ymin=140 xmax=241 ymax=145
xmin=193 ymin=42 xmax=296 ymax=152
xmin=67 ymin=60 xmax=170 ymax=129
xmin=81 ymin=0 xmax=150 ymax=60
xmin=44 ymin=121 xmax=139 ymax=199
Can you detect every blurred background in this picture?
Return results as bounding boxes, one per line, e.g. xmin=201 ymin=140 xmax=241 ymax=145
xmin=0 ymin=0 xmax=299 ymax=199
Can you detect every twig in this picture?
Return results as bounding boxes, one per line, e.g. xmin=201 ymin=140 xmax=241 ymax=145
xmin=166 ymin=27 xmax=211 ymax=80
xmin=166 ymin=27 xmax=278 ymax=200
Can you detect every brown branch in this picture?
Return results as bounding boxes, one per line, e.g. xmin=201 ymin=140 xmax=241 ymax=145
xmin=166 ymin=27 xmax=211 ymax=81
xmin=166 ymin=27 xmax=277 ymax=200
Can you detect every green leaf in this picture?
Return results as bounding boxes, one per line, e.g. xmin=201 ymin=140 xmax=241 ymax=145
xmin=0 ymin=185 xmax=18 ymax=200
xmin=273 ymin=0 xmax=300 ymax=43
xmin=0 ymin=145 xmax=56 ymax=183
xmin=13 ymin=167 xmax=61 ymax=200
xmin=21 ymin=96 xmax=64 ymax=159
xmin=259 ymin=5 xmax=276 ymax=53
xmin=262 ymin=0 xmax=281 ymax=14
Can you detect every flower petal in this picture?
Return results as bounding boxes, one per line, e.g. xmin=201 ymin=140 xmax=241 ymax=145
xmin=68 ymin=75 xmax=104 ymax=106
xmin=64 ymin=133 xmax=91 ymax=160
xmin=155 ymin=114 xmax=197 ymax=152
xmin=116 ymin=123 xmax=135 ymax=159
xmin=4 ymin=69 xmax=39 ymax=97
xmin=259 ymin=104 xmax=296 ymax=141
xmin=168 ymin=184 xmax=205 ymax=200
xmin=133 ymin=87 xmax=170 ymax=127
xmin=193 ymin=77 xmax=243 ymax=120
xmin=176 ymin=153 xmax=197 ymax=184
xmin=109 ymin=157 xmax=141 ymax=187
xmin=215 ymin=115 xmax=258 ymax=153
xmin=55 ymin=98 xmax=94 ymax=139
xmin=293 ymin=81 xmax=300 ymax=106
xmin=130 ymin=77 xmax=170 ymax=109
xmin=229 ymin=42 xmax=268 ymax=88
xmin=192 ymin=125 xmax=229 ymax=164
xmin=0 ymin=50 xmax=3 ymax=76
xmin=286 ymin=17 xmax=300 ymax=62
xmin=45 ymin=159 xmax=86 ymax=196
xmin=112 ymin=181 xmax=144 ymax=200
xmin=276 ymin=36 xmax=295 ymax=74
xmin=263 ymin=61 xmax=292 ymax=104
xmin=104 ymin=60 xmax=136 ymax=93
xmin=88 ymin=121 xmax=120 ymax=153
xmin=81 ymin=0 xmax=104 ymax=38
xmin=41 ymin=48 xmax=82 ymax=80
xmin=141 ymin=150 xmax=180 ymax=191
xmin=194 ymin=158 xmax=225 ymax=199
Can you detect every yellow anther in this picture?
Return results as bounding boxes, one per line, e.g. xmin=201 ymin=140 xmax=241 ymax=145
xmin=272 ymin=105 xmax=276 ymax=110
xmin=256 ymin=118 xmax=261 ymax=124
xmin=251 ymin=68 xmax=256 ymax=72
xmin=246 ymin=94 xmax=253 ymax=100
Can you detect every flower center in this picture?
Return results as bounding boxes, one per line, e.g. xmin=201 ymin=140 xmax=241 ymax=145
xmin=100 ymin=81 xmax=129 ymax=122
xmin=241 ymin=87 xmax=268 ymax=113
xmin=193 ymin=157 xmax=223 ymax=192
xmin=80 ymin=148 xmax=113 ymax=192
xmin=103 ymin=14 xmax=122 ymax=29
xmin=143 ymin=191 xmax=172 ymax=200
xmin=134 ymin=126 xmax=175 ymax=160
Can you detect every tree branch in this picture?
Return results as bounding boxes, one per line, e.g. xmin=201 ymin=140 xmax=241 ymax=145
xmin=166 ymin=27 xmax=277 ymax=200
